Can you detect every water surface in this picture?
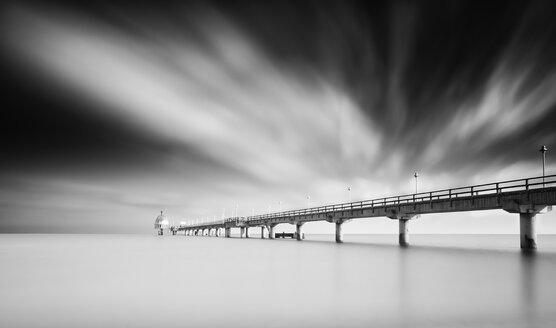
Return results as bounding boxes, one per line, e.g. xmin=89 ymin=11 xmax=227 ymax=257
xmin=1 ymin=234 xmax=556 ymax=327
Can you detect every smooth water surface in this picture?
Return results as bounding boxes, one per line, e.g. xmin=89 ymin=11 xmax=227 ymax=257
xmin=1 ymin=234 xmax=556 ymax=327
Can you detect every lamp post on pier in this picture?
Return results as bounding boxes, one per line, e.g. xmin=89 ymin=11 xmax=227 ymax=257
xmin=540 ymin=145 xmax=547 ymax=187
xmin=414 ymin=172 xmax=419 ymax=194
xmin=348 ymin=186 xmax=352 ymax=203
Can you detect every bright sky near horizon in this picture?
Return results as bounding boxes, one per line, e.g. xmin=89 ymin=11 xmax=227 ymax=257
xmin=1 ymin=1 xmax=556 ymax=233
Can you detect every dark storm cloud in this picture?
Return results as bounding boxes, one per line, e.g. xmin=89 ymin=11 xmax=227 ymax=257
xmin=1 ymin=0 xmax=556 ymax=233
xmin=206 ymin=0 xmax=556 ymax=173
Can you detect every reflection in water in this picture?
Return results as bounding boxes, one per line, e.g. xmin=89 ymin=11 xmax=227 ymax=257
xmin=520 ymin=251 xmax=537 ymax=326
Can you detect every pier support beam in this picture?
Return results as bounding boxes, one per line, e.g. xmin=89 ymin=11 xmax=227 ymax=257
xmin=504 ymin=203 xmax=549 ymax=250
xmin=216 ymin=228 xmax=220 ymax=237
xmin=240 ymin=227 xmax=245 ymax=238
xmin=399 ymin=219 xmax=410 ymax=247
xmin=268 ymin=224 xmax=277 ymax=239
xmin=245 ymin=227 xmax=250 ymax=238
xmin=225 ymin=227 xmax=231 ymax=238
xmin=261 ymin=226 xmax=265 ymax=239
xmin=335 ymin=220 xmax=344 ymax=243
xmin=520 ymin=213 xmax=537 ymax=250
xmin=387 ymin=212 xmax=418 ymax=247
xmin=296 ymin=222 xmax=304 ymax=241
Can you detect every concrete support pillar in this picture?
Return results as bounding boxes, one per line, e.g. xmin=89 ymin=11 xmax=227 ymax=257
xmin=261 ymin=226 xmax=265 ymax=239
xmin=268 ymin=225 xmax=276 ymax=239
xmin=240 ymin=227 xmax=245 ymax=238
xmin=520 ymin=213 xmax=537 ymax=250
xmin=296 ymin=223 xmax=304 ymax=241
xmin=225 ymin=227 xmax=231 ymax=238
xmin=245 ymin=227 xmax=250 ymax=238
xmin=216 ymin=228 xmax=220 ymax=237
xmin=399 ymin=219 xmax=410 ymax=247
xmin=335 ymin=220 xmax=343 ymax=243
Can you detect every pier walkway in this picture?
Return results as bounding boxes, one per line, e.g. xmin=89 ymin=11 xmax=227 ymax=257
xmin=174 ymin=175 xmax=556 ymax=249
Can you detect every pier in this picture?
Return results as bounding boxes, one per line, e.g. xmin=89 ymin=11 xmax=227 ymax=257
xmin=172 ymin=175 xmax=556 ymax=250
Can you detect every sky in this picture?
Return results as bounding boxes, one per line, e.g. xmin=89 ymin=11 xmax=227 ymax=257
xmin=1 ymin=0 xmax=556 ymax=234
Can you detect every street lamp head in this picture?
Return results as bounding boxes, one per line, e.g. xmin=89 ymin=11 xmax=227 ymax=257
xmin=414 ymin=172 xmax=419 ymax=178
xmin=540 ymin=145 xmax=547 ymax=153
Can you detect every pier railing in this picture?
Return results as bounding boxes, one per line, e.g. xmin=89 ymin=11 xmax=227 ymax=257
xmin=244 ymin=175 xmax=556 ymax=222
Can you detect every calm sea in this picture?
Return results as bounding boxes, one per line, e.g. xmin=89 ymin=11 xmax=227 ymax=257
xmin=1 ymin=233 xmax=556 ymax=328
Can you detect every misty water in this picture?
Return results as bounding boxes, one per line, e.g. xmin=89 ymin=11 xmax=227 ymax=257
xmin=1 ymin=234 xmax=556 ymax=328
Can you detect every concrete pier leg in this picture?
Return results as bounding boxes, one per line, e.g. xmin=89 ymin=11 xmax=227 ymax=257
xmin=296 ymin=223 xmax=304 ymax=241
xmin=240 ymin=227 xmax=245 ymax=238
xmin=520 ymin=213 xmax=537 ymax=250
xmin=245 ymin=227 xmax=250 ymax=238
xmin=335 ymin=220 xmax=343 ymax=243
xmin=261 ymin=226 xmax=265 ymax=239
xmin=216 ymin=228 xmax=220 ymax=237
xmin=225 ymin=227 xmax=231 ymax=238
xmin=399 ymin=219 xmax=409 ymax=247
xmin=268 ymin=225 xmax=276 ymax=239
